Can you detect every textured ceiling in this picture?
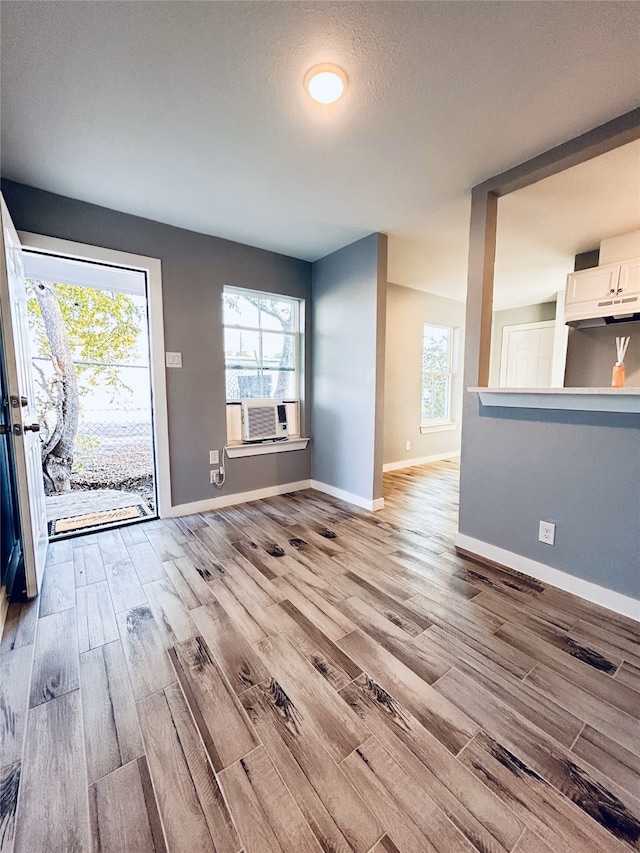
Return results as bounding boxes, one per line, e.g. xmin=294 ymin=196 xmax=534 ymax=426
xmin=1 ymin=1 xmax=639 ymax=307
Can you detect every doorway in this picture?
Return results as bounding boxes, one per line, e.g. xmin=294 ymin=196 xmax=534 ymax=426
xmin=0 ymin=321 xmax=22 ymax=614
xmin=498 ymin=320 xmax=556 ymax=388
xmin=1 ymin=210 xmax=171 ymax=601
xmin=17 ymin=233 xmax=171 ymax=541
xmin=22 ymin=250 xmax=158 ymax=537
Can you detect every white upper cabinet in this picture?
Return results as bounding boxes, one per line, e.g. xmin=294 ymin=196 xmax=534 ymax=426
xmin=566 ymin=264 xmax=619 ymax=305
xmin=565 ymin=259 xmax=640 ymax=324
xmin=618 ymin=257 xmax=640 ymax=296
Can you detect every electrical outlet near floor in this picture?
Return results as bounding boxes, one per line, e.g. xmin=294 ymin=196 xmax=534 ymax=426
xmin=210 ymin=469 xmax=219 ymax=484
xmin=538 ymin=520 xmax=556 ymax=545
xmin=405 ymin=440 xmax=411 ymax=451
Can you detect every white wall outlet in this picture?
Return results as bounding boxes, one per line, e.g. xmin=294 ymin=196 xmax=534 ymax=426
xmin=209 ymin=450 xmax=219 ymax=465
xmin=405 ymin=440 xmax=411 ymax=451
xmin=210 ymin=469 xmax=219 ymax=484
xmin=165 ymin=351 xmax=182 ymax=368
xmin=538 ymin=521 xmax=556 ymax=545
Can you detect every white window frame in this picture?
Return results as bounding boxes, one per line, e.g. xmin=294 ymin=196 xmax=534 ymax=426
xmin=223 ymin=285 xmax=302 ymax=403
xmin=420 ymin=322 xmax=456 ymax=431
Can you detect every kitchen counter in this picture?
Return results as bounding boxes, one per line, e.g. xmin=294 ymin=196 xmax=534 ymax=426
xmin=468 ymin=387 xmax=640 ymax=413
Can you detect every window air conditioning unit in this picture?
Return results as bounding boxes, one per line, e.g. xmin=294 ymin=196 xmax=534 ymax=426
xmin=241 ymin=399 xmax=288 ymax=443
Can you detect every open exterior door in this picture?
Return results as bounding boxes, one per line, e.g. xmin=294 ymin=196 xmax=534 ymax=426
xmin=0 ymin=195 xmax=48 ymax=597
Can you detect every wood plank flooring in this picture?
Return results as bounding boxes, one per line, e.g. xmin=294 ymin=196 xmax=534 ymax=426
xmin=1 ymin=458 xmax=639 ymax=852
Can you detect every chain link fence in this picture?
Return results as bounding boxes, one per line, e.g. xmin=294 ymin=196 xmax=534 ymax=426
xmin=30 ymin=356 xmax=155 ymax=508
xmin=71 ymin=410 xmax=155 ymax=509
xmin=225 ymin=368 xmax=295 ymax=400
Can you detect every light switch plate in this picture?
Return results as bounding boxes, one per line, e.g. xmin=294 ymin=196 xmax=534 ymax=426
xmin=165 ymin=352 xmax=182 ymax=368
xmin=210 ymin=450 xmax=219 ymax=465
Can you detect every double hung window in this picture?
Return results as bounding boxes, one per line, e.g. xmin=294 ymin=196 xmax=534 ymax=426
xmin=421 ymin=323 xmax=453 ymax=426
xmin=223 ymin=286 xmax=301 ymax=401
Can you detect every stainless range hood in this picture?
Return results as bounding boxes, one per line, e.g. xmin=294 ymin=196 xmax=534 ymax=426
xmin=567 ymin=311 xmax=640 ymax=329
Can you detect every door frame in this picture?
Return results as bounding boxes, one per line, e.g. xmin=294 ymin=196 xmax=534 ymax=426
xmin=498 ymin=320 xmax=555 ymax=387
xmin=18 ymin=232 xmax=172 ymax=518
xmin=0 ymin=320 xmax=22 ymax=624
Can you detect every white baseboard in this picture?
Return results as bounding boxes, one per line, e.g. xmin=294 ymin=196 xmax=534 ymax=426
xmin=310 ymin=480 xmax=384 ymax=512
xmin=383 ymin=451 xmax=460 ymax=473
xmin=455 ymin=532 xmax=640 ymax=623
xmin=167 ymin=480 xmax=311 ymax=517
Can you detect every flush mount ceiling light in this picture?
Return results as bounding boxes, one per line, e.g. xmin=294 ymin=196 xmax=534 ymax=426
xmin=304 ymin=64 xmax=347 ymax=104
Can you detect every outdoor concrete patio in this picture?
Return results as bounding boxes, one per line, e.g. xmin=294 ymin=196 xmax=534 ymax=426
xmin=46 ymin=488 xmax=154 ymax=536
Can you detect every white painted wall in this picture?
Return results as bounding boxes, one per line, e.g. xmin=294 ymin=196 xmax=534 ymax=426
xmin=599 ymin=229 xmax=640 ymax=264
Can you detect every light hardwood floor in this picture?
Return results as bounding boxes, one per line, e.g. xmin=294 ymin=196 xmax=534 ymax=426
xmin=1 ymin=459 xmax=639 ymax=852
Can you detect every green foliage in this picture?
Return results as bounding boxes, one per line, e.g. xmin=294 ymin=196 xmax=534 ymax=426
xmin=422 ymin=374 xmax=448 ymax=421
xmin=422 ymin=325 xmax=451 ymax=422
xmin=27 ymin=281 xmax=143 ymax=443
xmin=71 ymin=435 xmax=102 ymax=474
xmin=422 ymin=327 xmax=450 ymax=374
xmin=27 ymin=281 xmax=141 ymax=396
xmin=28 ymin=281 xmax=140 ymax=363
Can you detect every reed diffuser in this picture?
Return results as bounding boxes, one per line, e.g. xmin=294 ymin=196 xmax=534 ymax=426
xmin=611 ymin=336 xmax=630 ymax=388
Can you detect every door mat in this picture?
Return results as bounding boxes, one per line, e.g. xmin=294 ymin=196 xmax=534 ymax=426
xmin=50 ymin=504 xmax=146 ymax=535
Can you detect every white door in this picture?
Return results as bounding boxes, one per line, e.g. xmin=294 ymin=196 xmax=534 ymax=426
xmin=0 ymin=195 xmax=48 ymax=597
xmin=499 ymin=321 xmax=555 ymax=388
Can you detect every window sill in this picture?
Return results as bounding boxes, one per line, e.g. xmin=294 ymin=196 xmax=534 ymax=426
xmin=225 ymin=437 xmax=310 ymax=459
xmin=420 ymin=422 xmax=457 ymax=434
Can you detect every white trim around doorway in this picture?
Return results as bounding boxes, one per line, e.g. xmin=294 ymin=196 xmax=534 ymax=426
xmin=498 ymin=320 xmax=556 ymax=388
xmin=17 ymin=232 xmax=172 ymax=518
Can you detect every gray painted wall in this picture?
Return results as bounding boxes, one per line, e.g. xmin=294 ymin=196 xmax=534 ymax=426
xmin=460 ymin=112 xmax=640 ymax=601
xmin=312 ymin=233 xmax=387 ymax=503
xmin=384 ymin=284 xmax=465 ymax=465
xmin=489 ymin=301 xmax=557 ymax=386
xmin=565 ymin=320 xmax=640 ymax=387
xmin=2 ymin=180 xmax=313 ymax=507
xmin=459 ymin=404 xmax=640 ymax=598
